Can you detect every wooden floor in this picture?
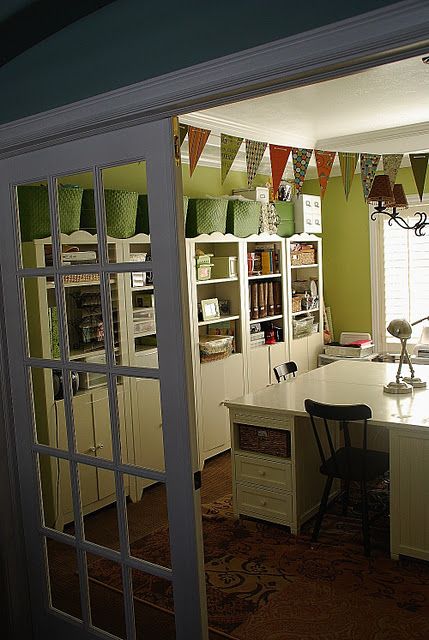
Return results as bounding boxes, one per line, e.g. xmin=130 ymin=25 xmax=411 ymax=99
xmin=48 ymin=451 xmax=233 ymax=639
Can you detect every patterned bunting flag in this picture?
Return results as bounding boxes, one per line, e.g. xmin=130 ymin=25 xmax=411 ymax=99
xmin=221 ymin=134 xmax=243 ymax=183
xmin=315 ymin=150 xmax=336 ymax=200
xmin=245 ymin=140 xmax=268 ymax=187
xmin=292 ymin=148 xmax=313 ymax=196
xmin=339 ymin=152 xmax=359 ymax=201
xmin=179 ymin=123 xmax=188 ymax=147
xmin=188 ymin=126 xmax=211 ymax=176
xmin=409 ymin=153 xmax=429 ymax=201
xmin=269 ymin=144 xmax=292 ymax=196
xmin=360 ymin=153 xmax=381 ymax=200
xmin=382 ymin=154 xmax=403 ymax=186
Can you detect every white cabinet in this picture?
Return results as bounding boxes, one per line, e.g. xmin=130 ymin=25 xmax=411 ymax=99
xmin=286 ymin=234 xmax=324 ymax=374
xmin=134 ymin=377 xmax=164 ymax=493
xmin=248 ymin=342 xmax=286 ymax=391
xmin=294 ymin=194 xmax=322 ymax=234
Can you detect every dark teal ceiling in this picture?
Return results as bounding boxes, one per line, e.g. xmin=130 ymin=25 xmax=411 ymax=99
xmin=0 ymin=0 xmax=116 ymax=66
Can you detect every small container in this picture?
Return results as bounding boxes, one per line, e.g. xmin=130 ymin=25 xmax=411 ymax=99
xmin=195 ymin=254 xmax=214 ymax=281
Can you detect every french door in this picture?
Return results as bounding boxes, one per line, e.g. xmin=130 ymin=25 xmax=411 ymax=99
xmin=0 ymin=118 xmax=208 ymax=639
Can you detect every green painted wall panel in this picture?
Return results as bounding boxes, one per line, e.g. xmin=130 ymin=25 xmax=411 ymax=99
xmin=0 ymin=0 xmax=399 ymax=124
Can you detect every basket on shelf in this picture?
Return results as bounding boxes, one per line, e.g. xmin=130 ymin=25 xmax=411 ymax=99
xmin=292 ymin=315 xmax=314 ymax=338
xmin=81 ymin=189 xmax=138 ymax=238
xmin=63 ymin=273 xmax=100 ymax=284
xmin=185 ymin=198 xmax=228 ymax=237
xmin=290 ymin=244 xmax=316 ymax=266
xmin=199 ymin=335 xmax=233 ymax=362
xmin=18 ymin=184 xmax=83 ymax=242
xmin=226 ymin=199 xmax=260 ymax=237
xmin=292 ymin=295 xmax=305 ymax=313
xmin=238 ymin=424 xmax=291 ymax=458
xmin=136 ymin=194 xmax=189 ymax=234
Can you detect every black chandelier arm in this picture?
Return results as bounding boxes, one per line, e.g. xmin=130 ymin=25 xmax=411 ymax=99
xmin=371 ymin=207 xmax=429 ymax=237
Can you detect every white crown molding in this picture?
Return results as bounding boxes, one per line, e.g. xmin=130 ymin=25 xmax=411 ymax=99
xmin=0 ymin=1 xmax=428 ymax=160
xmin=316 ymin=121 xmax=429 ymax=153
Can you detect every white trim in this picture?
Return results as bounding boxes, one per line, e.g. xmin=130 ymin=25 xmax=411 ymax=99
xmin=0 ymin=1 xmax=429 ymax=159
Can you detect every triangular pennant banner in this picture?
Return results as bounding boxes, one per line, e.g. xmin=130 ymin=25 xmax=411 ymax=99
xmin=315 ymin=150 xmax=336 ymax=200
xmin=269 ymin=144 xmax=292 ymax=196
xmin=188 ymin=126 xmax=211 ymax=176
xmin=360 ymin=153 xmax=381 ymax=200
xmin=339 ymin=152 xmax=359 ymax=201
xmin=245 ymin=139 xmax=268 ymax=187
xmin=292 ymin=148 xmax=313 ymax=196
xmin=221 ymin=134 xmax=243 ymax=183
xmin=382 ymin=154 xmax=403 ymax=186
xmin=179 ymin=123 xmax=188 ymax=147
xmin=410 ymin=153 xmax=429 ymax=201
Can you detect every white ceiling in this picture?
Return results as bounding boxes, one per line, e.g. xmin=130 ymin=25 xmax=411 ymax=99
xmin=181 ymin=54 xmax=429 ymax=179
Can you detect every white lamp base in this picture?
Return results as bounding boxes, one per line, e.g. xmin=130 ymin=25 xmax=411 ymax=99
xmin=384 ymin=381 xmax=413 ymax=394
xmin=402 ymin=376 xmax=427 ymax=388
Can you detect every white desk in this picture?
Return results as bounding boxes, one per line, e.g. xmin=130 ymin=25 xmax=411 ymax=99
xmin=226 ymin=360 xmax=429 ymax=561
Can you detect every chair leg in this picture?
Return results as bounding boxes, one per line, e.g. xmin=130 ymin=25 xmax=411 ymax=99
xmin=342 ymin=480 xmax=350 ymax=516
xmin=360 ymin=480 xmax=370 ymax=557
xmin=312 ymin=476 xmax=333 ymax=543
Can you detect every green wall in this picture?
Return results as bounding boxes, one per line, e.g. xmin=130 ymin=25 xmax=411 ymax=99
xmin=305 ymin=167 xmax=429 ymax=340
xmin=0 ymin=0 xmax=399 ymax=125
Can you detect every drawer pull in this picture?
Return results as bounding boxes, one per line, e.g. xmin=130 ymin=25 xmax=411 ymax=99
xmin=258 ymin=469 xmax=266 ymax=476
xmin=260 ymin=499 xmax=267 ymax=506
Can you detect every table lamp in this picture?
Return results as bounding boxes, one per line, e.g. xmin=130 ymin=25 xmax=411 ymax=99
xmin=384 ymin=316 xmax=429 ymax=394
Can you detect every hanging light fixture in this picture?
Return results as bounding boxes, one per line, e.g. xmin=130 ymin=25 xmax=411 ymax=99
xmin=369 ymin=174 xmax=429 ymax=236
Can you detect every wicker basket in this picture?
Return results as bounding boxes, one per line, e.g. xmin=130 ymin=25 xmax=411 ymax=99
xmin=199 ymin=335 xmax=233 ymax=362
xmin=292 ymin=295 xmax=304 ymax=313
xmin=63 ymin=273 xmax=100 ymax=284
xmin=238 ymin=424 xmax=291 ymax=458
xmin=290 ymin=246 xmax=316 ymax=266
xmin=18 ymin=185 xmax=83 ymax=242
xmin=81 ymin=189 xmax=138 ymax=238
xmin=136 ymin=194 xmax=189 ymax=234
xmin=226 ymin=200 xmax=260 ymax=237
xmin=186 ymin=198 xmax=228 ymax=237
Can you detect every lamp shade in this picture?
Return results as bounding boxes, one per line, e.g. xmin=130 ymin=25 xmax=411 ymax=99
xmin=391 ymin=183 xmax=408 ymax=209
xmin=387 ymin=318 xmax=412 ymax=340
xmin=367 ymin=174 xmax=395 ymax=205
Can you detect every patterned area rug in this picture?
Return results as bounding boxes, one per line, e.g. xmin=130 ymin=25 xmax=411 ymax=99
xmin=88 ymin=485 xmax=429 ymax=639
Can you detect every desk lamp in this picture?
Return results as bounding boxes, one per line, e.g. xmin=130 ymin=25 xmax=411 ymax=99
xmin=384 ymin=316 xmax=429 ymax=394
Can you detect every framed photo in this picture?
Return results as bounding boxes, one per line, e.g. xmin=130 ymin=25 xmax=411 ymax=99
xmin=201 ymin=298 xmax=220 ymax=322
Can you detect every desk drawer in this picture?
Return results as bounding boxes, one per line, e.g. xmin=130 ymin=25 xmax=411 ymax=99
xmin=235 ymin=454 xmax=292 ymax=491
xmin=236 ymin=484 xmax=293 ymax=523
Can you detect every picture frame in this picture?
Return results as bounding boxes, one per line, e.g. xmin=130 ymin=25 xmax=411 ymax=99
xmin=201 ymin=298 xmax=220 ymax=322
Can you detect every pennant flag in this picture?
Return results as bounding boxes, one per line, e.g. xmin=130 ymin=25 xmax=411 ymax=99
xmin=220 ymin=134 xmax=243 ymax=183
xmin=382 ymin=154 xmax=403 ymax=186
xmin=315 ymin=150 xmax=336 ymax=200
xmin=339 ymin=152 xmax=359 ymax=201
xmin=269 ymin=144 xmax=292 ymax=196
xmin=179 ymin=123 xmax=188 ymax=147
xmin=188 ymin=126 xmax=211 ymax=176
xmin=245 ymin=139 xmax=268 ymax=187
xmin=292 ymin=148 xmax=313 ymax=196
xmin=360 ymin=153 xmax=381 ymax=200
xmin=410 ymin=153 xmax=429 ymax=201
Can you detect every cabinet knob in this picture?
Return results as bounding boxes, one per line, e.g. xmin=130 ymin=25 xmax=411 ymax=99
xmin=95 ymin=443 xmax=104 ymax=450
xmin=259 ymin=469 xmax=266 ymax=476
xmin=260 ymin=499 xmax=267 ymax=506
xmin=87 ymin=446 xmax=96 ymax=453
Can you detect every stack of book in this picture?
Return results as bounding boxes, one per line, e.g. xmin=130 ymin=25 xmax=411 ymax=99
xmin=324 ymin=339 xmax=374 ymax=358
xmin=248 ymin=244 xmax=280 ymax=275
xmin=250 ymin=330 xmax=265 ymax=348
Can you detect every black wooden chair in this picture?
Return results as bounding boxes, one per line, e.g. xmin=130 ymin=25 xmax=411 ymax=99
xmin=273 ymin=361 xmax=298 ymax=383
xmin=304 ymin=398 xmax=389 ymax=556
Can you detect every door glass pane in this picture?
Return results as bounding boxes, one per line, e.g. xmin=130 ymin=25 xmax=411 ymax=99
xmin=56 ymin=172 xmax=94 ymax=257
xmin=23 ymin=277 xmax=61 ymax=359
xmin=123 ymin=473 xmax=170 ymax=568
xmin=38 ymin=453 xmax=75 ymax=532
xmin=45 ymin=537 xmax=83 ymax=621
xmin=30 ymin=366 xmax=68 ymax=451
xmin=87 ymin=552 xmax=127 ymax=639
xmin=119 ymin=377 xmax=164 ymax=473
xmin=15 ymin=180 xmax=51 ymax=267
xmin=132 ymin=567 xmax=176 ymax=640
xmin=100 ymin=161 xmax=149 ymax=263
xmin=80 ymin=467 xmax=122 ymax=553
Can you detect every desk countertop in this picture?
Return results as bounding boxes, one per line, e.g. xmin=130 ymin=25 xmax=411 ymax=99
xmin=226 ymin=360 xmax=429 ymax=431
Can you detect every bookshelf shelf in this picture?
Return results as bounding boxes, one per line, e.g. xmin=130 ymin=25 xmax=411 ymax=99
xmin=249 ymin=314 xmax=283 ymax=325
xmin=198 ymin=314 xmax=240 ymax=327
xmin=248 ymin=273 xmax=282 ymax=280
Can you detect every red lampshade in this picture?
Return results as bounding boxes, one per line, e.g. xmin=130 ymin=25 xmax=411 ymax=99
xmin=391 ymin=184 xmax=408 ymax=209
xmin=367 ymin=174 xmax=395 ymax=205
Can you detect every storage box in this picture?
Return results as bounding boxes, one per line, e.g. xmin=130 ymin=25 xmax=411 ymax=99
xmin=18 ymin=184 xmax=83 ymax=242
xmin=81 ymin=189 xmax=138 ymax=239
xmin=324 ymin=344 xmax=374 ymax=358
xmin=292 ymin=295 xmax=304 ymax=313
xmin=290 ymin=245 xmax=316 ymax=266
xmin=195 ymin=253 xmax=214 ymax=280
xmin=238 ymin=424 xmax=291 ymax=458
xmin=211 ymin=256 xmax=238 ymax=279
xmin=199 ymin=335 xmax=233 ymax=362
xmin=292 ymin=315 xmax=314 ymax=338
xmin=186 ymin=198 xmax=228 ymax=237
xmin=226 ymin=200 xmax=260 ymax=237
xmin=294 ymin=194 xmax=322 ymax=233
xmin=274 ymin=202 xmax=295 ymax=238
xmin=232 ymin=187 xmax=269 ymax=203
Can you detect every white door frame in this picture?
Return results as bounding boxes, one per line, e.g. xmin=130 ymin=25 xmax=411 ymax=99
xmin=1 ymin=1 xmax=429 ymax=636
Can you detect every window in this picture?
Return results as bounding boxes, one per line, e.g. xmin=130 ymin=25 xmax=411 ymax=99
xmin=372 ymin=202 xmax=429 ymax=352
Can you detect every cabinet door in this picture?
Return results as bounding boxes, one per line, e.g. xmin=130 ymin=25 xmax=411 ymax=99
xmin=290 ymin=338 xmax=309 ymax=374
xmin=136 ymin=378 xmax=165 ymax=474
xmin=307 ymin=332 xmax=323 ymax=371
xmin=268 ymin=342 xmax=288 ymax=385
xmin=200 ymin=360 xmax=229 ymax=454
xmin=248 ymin=346 xmax=271 ymax=392
xmin=73 ymin=393 xmax=99 ymax=506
